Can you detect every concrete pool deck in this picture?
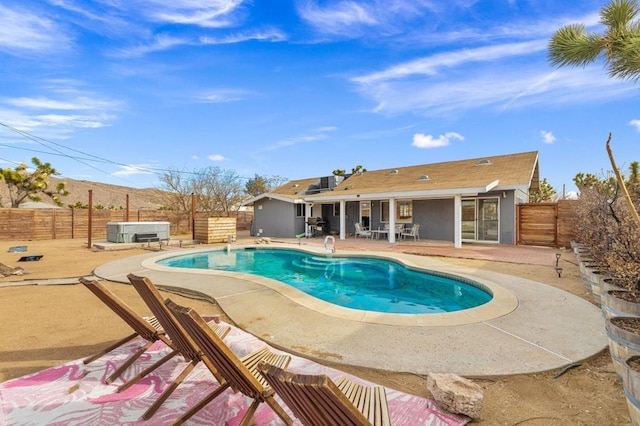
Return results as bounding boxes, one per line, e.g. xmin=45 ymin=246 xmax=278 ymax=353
xmin=94 ymin=242 xmax=607 ymax=378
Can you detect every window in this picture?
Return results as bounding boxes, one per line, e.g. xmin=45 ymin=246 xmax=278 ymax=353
xmin=381 ymin=200 xmax=412 ymax=222
xmin=333 ymin=202 xmax=341 ymax=216
xmin=296 ymin=204 xmax=306 ymax=217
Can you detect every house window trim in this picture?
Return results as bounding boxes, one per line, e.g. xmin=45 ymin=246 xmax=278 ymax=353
xmin=295 ymin=204 xmax=306 ymax=218
xmin=380 ymin=200 xmax=413 ymax=223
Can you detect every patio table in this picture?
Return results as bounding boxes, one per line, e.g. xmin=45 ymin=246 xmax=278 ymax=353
xmin=371 ymin=229 xmax=389 ymax=239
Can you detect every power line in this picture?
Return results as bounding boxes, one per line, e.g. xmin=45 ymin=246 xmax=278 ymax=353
xmin=0 ymin=121 xmax=259 ymax=182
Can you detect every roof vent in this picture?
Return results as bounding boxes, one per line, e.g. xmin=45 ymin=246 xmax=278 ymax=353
xmin=292 ymin=184 xmax=299 ymax=188
xmin=418 ymin=175 xmax=429 ymax=181
xmin=389 ymin=169 xmax=399 ymax=175
xmin=477 ymin=159 xmax=492 ymax=165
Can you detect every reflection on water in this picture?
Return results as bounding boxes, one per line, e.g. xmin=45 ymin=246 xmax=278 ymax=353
xmin=159 ymin=249 xmax=492 ymax=314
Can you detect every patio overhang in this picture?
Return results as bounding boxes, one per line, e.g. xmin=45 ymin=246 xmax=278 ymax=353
xmin=303 ymin=179 xmax=501 ymax=203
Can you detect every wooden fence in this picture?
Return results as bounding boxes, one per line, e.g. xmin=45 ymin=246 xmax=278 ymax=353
xmin=516 ymin=200 xmax=577 ymax=247
xmin=0 ymin=208 xmax=253 ymax=241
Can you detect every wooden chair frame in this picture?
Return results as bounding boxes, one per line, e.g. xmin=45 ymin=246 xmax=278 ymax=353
xmin=125 ymin=273 xmax=230 ymax=420
xmin=79 ymin=277 xmax=172 ymax=385
xmin=258 ymin=362 xmax=391 ymax=426
xmin=166 ymin=299 xmax=293 ymax=426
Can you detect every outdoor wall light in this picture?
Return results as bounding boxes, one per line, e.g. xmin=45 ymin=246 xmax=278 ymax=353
xmin=555 ymin=253 xmax=561 ymax=267
xmin=554 ymin=266 xmax=563 ymax=278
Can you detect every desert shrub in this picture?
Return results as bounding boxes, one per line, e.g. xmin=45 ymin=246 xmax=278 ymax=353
xmin=572 ymin=173 xmax=640 ymax=289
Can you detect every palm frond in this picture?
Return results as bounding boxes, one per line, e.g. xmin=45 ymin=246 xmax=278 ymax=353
xmin=601 ymin=0 xmax=640 ymax=29
xmin=608 ymin=32 xmax=640 ymax=80
xmin=548 ymin=24 xmax=603 ymax=67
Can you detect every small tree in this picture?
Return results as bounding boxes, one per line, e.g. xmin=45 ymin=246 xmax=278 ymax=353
xmin=0 ymin=157 xmax=69 ymax=207
xmin=529 ymin=178 xmax=557 ymax=202
xmin=158 ymin=166 xmax=246 ymax=214
xmin=244 ymin=174 xmax=288 ymax=196
xmin=245 ymin=174 xmax=269 ymax=197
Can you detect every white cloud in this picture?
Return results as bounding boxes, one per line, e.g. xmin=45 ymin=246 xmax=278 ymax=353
xmin=140 ymin=0 xmax=245 ymax=28
xmin=113 ymin=164 xmax=153 ymax=176
xmin=208 ymin=154 xmax=225 ymax=161
xmin=195 ymin=89 xmax=248 ymax=104
xmin=540 ymin=130 xmax=556 ymax=144
xmin=0 ymin=4 xmax=71 ymax=55
xmin=412 ymin=132 xmax=464 ymax=148
xmin=630 ymin=119 xmax=640 ymax=131
xmin=201 ymin=28 xmax=287 ymax=44
xmin=0 ymin=82 xmax=122 ymax=140
xmin=314 ymin=126 xmax=338 ymax=132
xmin=353 ymin=61 xmax=636 ymax=116
xmin=298 ymin=1 xmax=378 ymax=36
xmin=353 ymin=40 xmax=547 ymax=85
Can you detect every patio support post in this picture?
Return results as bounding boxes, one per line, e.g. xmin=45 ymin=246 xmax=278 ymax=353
xmin=454 ymin=194 xmax=462 ymax=248
xmin=339 ymin=200 xmax=346 ymax=240
xmin=389 ymin=198 xmax=396 ymax=243
xmin=305 ymin=202 xmax=312 ymax=237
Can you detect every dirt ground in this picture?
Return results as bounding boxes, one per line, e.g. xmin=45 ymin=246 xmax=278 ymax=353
xmin=0 ymin=238 xmax=629 ymax=425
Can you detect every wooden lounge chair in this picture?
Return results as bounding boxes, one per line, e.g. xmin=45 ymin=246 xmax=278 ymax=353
xmin=258 ymin=362 xmax=391 ymax=426
xmin=165 ymin=299 xmax=293 ymax=426
xmin=79 ymin=277 xmax=172 ymax=385
xmin=125 ymin=273 xmax=230 ymax=420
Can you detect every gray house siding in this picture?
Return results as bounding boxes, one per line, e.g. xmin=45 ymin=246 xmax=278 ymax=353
xmin=252 ymin=198 xmax=298 ymax=238
xmin=252 ymin=191 xmax=518 ymax=243
xmin=414 ymin=199 xmax=454 ymax=241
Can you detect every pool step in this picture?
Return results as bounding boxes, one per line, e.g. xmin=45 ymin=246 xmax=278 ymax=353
xmin=290 ymin=256 xmax=339 ymax=272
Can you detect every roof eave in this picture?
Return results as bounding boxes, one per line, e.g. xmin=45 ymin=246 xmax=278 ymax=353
xmin=304 ymin=180 xmax=501 ymax=202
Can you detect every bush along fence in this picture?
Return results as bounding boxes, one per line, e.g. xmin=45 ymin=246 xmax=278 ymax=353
xmin=570 ymin=171 xmax=640 ymax=424
xmin=0 ymin=208 xmax=253 ymax=241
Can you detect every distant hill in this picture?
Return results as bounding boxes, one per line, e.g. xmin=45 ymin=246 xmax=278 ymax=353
xmin=0 ymin=177 xmax=167 ymax=210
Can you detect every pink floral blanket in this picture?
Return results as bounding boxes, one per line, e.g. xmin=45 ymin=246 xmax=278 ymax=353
xmin=0 ymin=323 xmax=468 ymax=425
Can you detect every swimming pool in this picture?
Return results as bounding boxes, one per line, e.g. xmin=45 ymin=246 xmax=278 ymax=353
xmin=157 ymin=248 xmax=492 ymax=314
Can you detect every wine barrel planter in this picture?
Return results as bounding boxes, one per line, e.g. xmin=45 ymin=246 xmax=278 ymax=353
xmin=603 ymin=277 xmax=630 ymax=294
xmin=606 ymin=317 xmax=640 ymax=379
xmin=624 ymin=355 xmax=640 ymax=425
xmin=579 ymin=261 xmax=606 ymax=296
xmin=603 ymin=291 xmax=640 ymax=320
xmin=584 ymin=268 xmax=610 ymax=306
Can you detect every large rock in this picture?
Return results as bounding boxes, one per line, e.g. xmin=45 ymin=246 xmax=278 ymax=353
xmin=426 ymin=373 xmax=483 ymax=418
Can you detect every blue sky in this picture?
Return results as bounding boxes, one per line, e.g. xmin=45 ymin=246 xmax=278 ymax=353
xmin=1 ymin=1 xmax=639 ymax=196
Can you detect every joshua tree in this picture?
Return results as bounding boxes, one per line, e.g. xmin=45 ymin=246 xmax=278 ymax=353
xmin=0 ymin=157 xmax=69 ymax=207
xmin=548 ymin=0 xmax=640 ymax=81
xmin=529 ymin=178 xmax=557 ymax=202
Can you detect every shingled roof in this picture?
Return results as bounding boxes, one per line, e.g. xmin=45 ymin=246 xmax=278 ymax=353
xmin=244 ymin=151 xmax=539 ymax=205
xmin=309 ymin=151 xmax=539 ymax=201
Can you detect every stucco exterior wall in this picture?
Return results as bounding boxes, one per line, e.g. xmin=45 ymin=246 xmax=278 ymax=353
xmin=414 ymin=198 xmax=454 ymax=241
xmin=252 ymin=198 xmax=300 ymax=237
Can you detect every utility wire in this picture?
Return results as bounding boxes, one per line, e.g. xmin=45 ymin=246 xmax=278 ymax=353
xmin=0 ymin=121 xmax=255 ymax=181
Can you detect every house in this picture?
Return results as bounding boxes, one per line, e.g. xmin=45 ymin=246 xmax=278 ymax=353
xmin=243 ymin=151 xmax=540 ymax=247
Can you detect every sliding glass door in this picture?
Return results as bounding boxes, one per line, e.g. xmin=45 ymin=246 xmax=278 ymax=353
xmin=461 ymin=200 xmax=476 ymax=240
xmin=461 ymin=198 xmax=499 ymax=242
xmin=478 ymin=198 xmax=499 ymax=242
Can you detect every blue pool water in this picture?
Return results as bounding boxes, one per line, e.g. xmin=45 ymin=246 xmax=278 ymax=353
xmin=158 ymin=248 xmax=492 ymax=314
